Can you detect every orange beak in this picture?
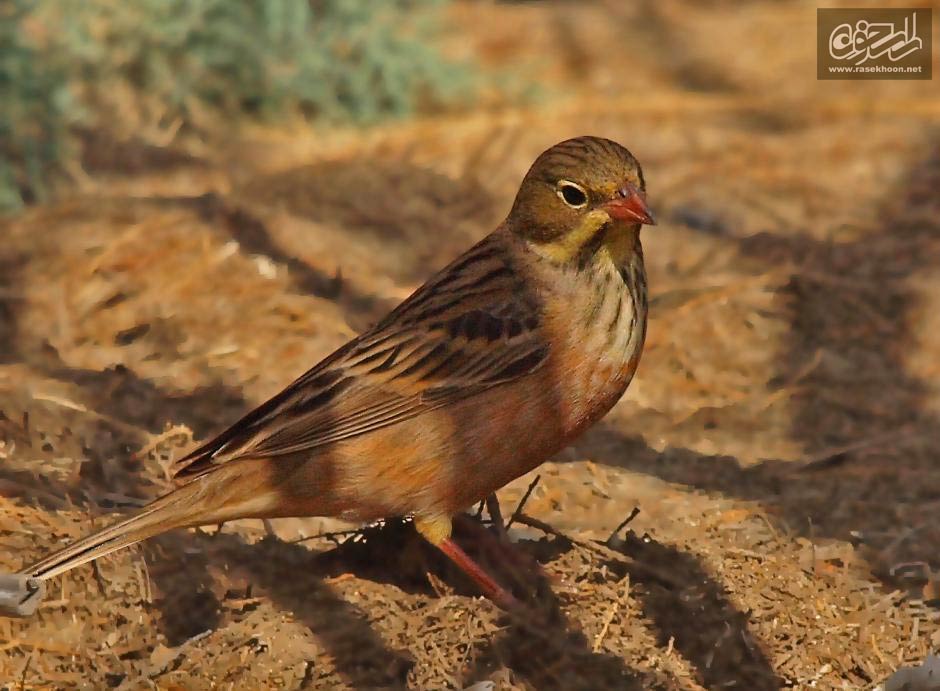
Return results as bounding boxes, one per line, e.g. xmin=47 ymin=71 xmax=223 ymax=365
xmin=602 ymin=183 xmax=656 ymax=225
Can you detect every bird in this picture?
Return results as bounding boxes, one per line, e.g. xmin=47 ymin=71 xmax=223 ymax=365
xmin=0 ymin=136 xmax=655 ymax=616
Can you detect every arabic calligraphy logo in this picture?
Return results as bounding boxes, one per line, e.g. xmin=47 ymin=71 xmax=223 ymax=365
xmin=817 ymin=8 xmax=931 ymax=80
xmin=829 ymin=12 xmax=923 ymax=65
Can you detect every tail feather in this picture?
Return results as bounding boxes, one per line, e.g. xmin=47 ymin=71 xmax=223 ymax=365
xmin=20 ymin=464 xmax=267 ymax=581
xmin=23 ymin=478 xmax=211 ymax=581
xmin=19 ymin=457 xmax=297 ymax=583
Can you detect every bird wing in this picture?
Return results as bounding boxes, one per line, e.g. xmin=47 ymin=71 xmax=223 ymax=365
xmin=172 ymin=234 xmax=549 ymax=478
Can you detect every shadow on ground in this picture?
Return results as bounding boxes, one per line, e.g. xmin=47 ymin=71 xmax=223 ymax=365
xmin=581 ymin=136 xmax=940 ymax=583
xmin=5 ymin=138 xmax=938 ymax=688
xmin=141 ymin=514 xmax=782 ymax=689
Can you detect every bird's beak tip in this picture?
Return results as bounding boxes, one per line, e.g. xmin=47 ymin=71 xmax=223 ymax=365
xmin=603 ymin=187 xmax=656 ymax=226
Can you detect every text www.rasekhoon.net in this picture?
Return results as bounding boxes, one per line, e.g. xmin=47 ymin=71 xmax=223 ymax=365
xmin=828 ymin=64 xmax=925 ymax=74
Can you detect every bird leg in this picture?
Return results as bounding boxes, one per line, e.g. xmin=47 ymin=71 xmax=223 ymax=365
xmin=414 ymin=515 xmax=518 ymax=609
xmin=485 ymin=493 xmax=507 ymax=538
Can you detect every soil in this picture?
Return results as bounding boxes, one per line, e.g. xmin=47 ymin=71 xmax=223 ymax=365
xmin=1 ymin=1 xmax=939 ymax=689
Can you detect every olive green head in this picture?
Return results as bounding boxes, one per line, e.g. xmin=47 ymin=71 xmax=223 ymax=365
xmin=507 ymin=136 xmax=654 ymax=262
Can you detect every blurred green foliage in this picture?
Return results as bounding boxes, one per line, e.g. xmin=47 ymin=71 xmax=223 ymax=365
xmin=0 ymin=0 xmax=473 ymax=212
xmin=0 ymin=1 xmax=72 ymax=211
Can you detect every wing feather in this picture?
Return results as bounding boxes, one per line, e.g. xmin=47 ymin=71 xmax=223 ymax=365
xmin=173 ymin=234 xmax=549 ymax=478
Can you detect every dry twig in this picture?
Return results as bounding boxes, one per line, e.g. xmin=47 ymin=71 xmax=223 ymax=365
xmin=505 ymin=474 xmax=541 ymax=531
xmin=593 ymin=573 xmax=630 ymax=653
xmin=512 ymin=513 xmax=685 ymax=589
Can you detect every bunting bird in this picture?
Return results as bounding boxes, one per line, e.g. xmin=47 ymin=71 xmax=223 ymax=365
xmin=0 ymin=136 xmax=655 ymax=616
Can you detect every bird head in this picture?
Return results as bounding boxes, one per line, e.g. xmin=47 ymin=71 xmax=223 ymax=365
xmin=506 ymin=136 xmax=655 ymax=263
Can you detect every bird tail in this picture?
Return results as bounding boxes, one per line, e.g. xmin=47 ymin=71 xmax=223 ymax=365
xmin=22 ymin=483 xmax=203 ymax=581
xmin=21 ymin=463 xmax=268 ymax=581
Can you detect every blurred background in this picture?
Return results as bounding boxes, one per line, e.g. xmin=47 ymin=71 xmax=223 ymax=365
xmin=0 ymin=0 xmax=938 ymax=688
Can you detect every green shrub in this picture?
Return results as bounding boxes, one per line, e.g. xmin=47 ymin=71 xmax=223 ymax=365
xmin=0 ymin=0 xmax=474 ymax=212
xmin=0 ymin=0 xmax=72 ymax=211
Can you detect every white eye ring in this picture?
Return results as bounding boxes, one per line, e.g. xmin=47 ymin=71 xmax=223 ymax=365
xmin=557 ymin=180 xmax=588 ymax=208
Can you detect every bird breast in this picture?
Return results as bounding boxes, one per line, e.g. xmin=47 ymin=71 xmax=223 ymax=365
xmin=543 ymin=247 xmax=648 ymax=437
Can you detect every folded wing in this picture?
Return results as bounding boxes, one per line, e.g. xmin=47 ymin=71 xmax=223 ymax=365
xmin=172 ymin=234 xmax=549 ymax=478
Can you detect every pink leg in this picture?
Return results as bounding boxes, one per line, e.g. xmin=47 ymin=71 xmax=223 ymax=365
xmin=436 ymin=537 xmax=519 ymax=609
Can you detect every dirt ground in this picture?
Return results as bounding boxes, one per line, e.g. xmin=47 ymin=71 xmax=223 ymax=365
xmin=1 ymin=1 xmax=940 ymax=689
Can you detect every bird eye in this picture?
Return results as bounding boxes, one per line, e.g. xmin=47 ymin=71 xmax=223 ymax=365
xmin=557 ymin=181 xmax=588 ymax=208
